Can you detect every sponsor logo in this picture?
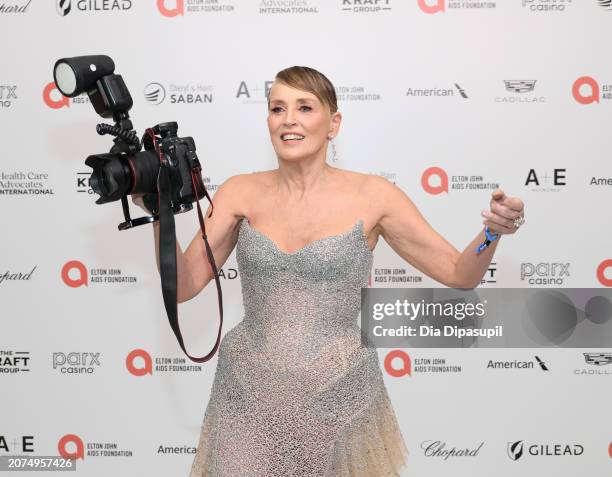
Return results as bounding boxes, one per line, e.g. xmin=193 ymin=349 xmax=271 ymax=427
xmin=521 ymin=0 xmax=574 ymax=13
xmin=583 ymin=352 xmax=612 ymax=366
xmin=143 ymin=82 xmax=166 ymax=105
xmin=0 ymin=171 xmax=54 ymax=196
xmin=384 ymin=350 xmax=462 ymax=377
xmin=572 ymin=76 xmax=612 ymax=104
xmin=422 ymin=167 xmax=448 ymax=195
xmin=406 ymin=83 xmax=468 ymax=99
xmin=335 ymin=84 xmax=382 ymax=102
xmin=236 ymin=80 xmax=274 ymax=104
xmin=0 ymin=85 xmax=17 ymax=108
xmin=372 ymin=268 xmax=423 ymax=285
xmin=144 ymin=82 xmax=213 ymax=105
xmin=574 ymin=352 xmax=612 ymax=375
xmin=481 ymin=263 xmax=497 ymax=286
xmin=341 ymin=0 xmax=391 ymax=14
xmin=520 ymin=262 xmax=570 ymax=286
xmin=0 ymin=350 xmax=31 ymax=374
xmin=42 ymin=82 xmax=90 ymax=109
xmin=157 ymin=444 xmax=197 ymax=454
xmin=52 ymin=352 xmax=101 ymax=374
xmin=507 ymin=440 xmax=584 ymax=460
xmin=56 ymin=0 xmax=133 ymax=16
xmin=0 ymin=266 xmax=36 ymax=284
xmin=126 ymin=349 xmax=205 ymax=376
xmin=597 ymin=259 xmax=612 ymax=286
xmin=61 ymin=260 xmax=138 ymax=287
xmin=421 ymin=440 xmax=484 ymax=459
xmin=597 ymin=0 xmax=612 ymax=11
xmin=58 ymin=434 xmax=133 ymax=459
xmin=0 ymin=0 xmax=31 ymax=13
xmin=496 ymin=80 xmax=545 ymax=103
xmin=76 ymin=172 xmax=92 ymax=193
xmin=0 ymin=435 xmax=34 ymax=453
xmin=590 ymin=176 xmax=612 ymax=186
xmin=486 ymin=356 xmax=549 ymax=371
xmin=417 ymin=0 xmax=495 ymax=14
xmin=422 ymin=167 xmax=499 ymax=195
xmin=157 ymin=0 xmax=235 ymax=16
xmin=524 ymin=168 xmax=566 ymax=192
xmin=260 ymin=0 xmax=319 ymax=14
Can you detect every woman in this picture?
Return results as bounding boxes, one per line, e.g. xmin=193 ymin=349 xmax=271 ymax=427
xmin=136 ymin=66 xmax=524 ymax=476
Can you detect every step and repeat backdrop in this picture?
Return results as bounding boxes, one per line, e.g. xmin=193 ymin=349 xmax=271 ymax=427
xmin=1 ymin=1 xmax=612 ymax=476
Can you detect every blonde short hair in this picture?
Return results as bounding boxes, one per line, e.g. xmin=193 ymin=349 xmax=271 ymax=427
xmin=270 ymin=66 xmax=338 ymax=114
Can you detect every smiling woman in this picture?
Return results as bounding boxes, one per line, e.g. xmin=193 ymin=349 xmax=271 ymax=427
xmin=132 ymin=65 xmax=524 ymax=477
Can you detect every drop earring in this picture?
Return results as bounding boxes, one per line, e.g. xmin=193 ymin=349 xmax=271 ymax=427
xmin=328 ymin=135 xmax=338 ymax=162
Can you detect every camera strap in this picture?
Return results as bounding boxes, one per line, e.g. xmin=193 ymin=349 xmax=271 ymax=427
xmin=149 ymin=128 xmax=223 ymax=363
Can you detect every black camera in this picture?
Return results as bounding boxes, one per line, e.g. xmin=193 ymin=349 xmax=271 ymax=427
xmin=53 ymin=55 xmax=208 ymax=229
xmin=53 ymin=55 xmax=223 ymax=363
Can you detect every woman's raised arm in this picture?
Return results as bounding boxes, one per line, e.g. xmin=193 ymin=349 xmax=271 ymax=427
xmin=367 ymin=175 xmax=524 ymax=289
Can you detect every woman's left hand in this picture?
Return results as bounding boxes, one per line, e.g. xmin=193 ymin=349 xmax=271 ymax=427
xmin=481 ymin=188 xmax=525 ymax=235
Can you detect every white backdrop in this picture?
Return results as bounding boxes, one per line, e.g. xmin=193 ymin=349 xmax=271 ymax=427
xmin=1 ymin=1 xmax=612 ymax=476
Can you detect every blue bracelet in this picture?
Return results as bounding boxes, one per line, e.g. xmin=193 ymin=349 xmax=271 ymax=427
xmin=475 ymin=226 xmax=499 ymax=254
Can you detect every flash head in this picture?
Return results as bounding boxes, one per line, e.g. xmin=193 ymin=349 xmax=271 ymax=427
xmin=53 ymin=55 xmax=133 ymax=119
xmin=53 ymin=55 xmax=115 ymax=97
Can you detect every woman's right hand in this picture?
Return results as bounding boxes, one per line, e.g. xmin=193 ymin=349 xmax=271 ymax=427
xmin=132 ymin=193 xmax=152 ymax=215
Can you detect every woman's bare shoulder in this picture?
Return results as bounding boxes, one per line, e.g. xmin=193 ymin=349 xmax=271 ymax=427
xmin=216 ymin=171 xmax=274 ymax=218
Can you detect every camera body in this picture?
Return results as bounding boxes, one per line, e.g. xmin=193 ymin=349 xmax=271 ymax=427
xmin=54 ymin=55 xmax=223 ymax=363
xmin=85 ymin=121 xmax=206 ymax=223
xmin=52 ymin=55 xmax=208 ymax=229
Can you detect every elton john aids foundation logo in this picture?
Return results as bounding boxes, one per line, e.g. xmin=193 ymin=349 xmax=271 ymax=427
xmin=417 ymin=0 xmax=494 ymax=13
xmin=597 ymin=260 xmax=612 ymax=287
xmin=157 ymin=0 xmax=234 ymax=16
xmin=384 ymin=350 xmax=411 ymax=377
xmin=573 ymin=76 xmax=600 ymax=104
xmin=43 ymin=82 xmax=69 ymax=109
xmin=126 ymin=349 xmax=153 ymax=376
xmin=421 ymin=167 xmax=448 ymax=195
xmin=58 ymin=434 xmax=84 ymax=460
xmin=58 ymin=433 xmax=133 ymax=459
xmin=572 ymin=76 xmax=612 ymax=104
xmin=61 ymin=260 xmax=88 ymax=287
xmin=61 ymin=260 xmax=137 ymax=286
xmin=157 ymin=0 xmax=182 ymax=17
xmin=418 ymin=0 xmax=444 ymax=13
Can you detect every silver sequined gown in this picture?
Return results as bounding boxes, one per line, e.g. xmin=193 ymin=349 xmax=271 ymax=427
xmin=189 ymin=217 xmax=408 ymax=476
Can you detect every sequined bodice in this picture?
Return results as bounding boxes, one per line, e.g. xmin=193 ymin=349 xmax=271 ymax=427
xmin=236 ymin=217 xmax=373 ymax=335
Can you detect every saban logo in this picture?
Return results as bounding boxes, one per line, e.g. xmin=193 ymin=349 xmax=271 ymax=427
xmin=598 ymin=0 xmax=612 ymax=11
xmin=144 ymin=82 xmax=166 ymax=105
